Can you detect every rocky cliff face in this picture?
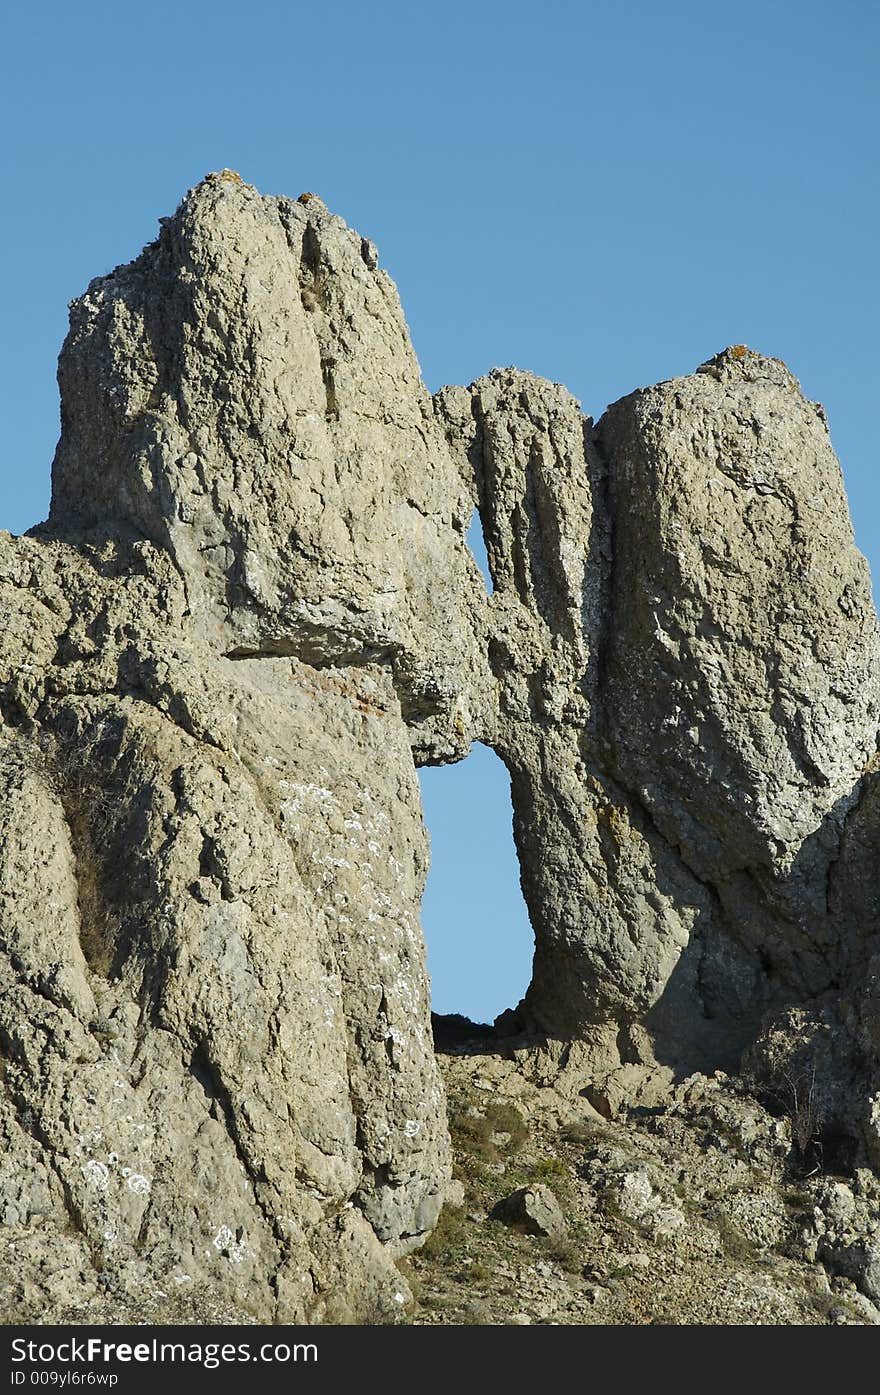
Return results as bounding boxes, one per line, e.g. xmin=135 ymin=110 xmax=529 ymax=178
xmin=1 ymin=173 xmax=879 ymax=1322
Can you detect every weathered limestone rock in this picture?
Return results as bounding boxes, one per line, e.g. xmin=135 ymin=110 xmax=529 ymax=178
xmin=597 ymin=349 xmax=879 ymax=999
xmin=437 ymin=370 xmax=718 ymax=1048
xmin=437 ymin=349 xmax=880 ymax=1110
xmin=491 ymin=1184 xmax=566 ymax=1239
xmin=1 ymin=174 xmax=490 ymax=1323
xmin=2 ymin=175 xmax=880 ymax=1323
xmin=48 ymin=172 xmax=487 ymax=763
xmin=0 ymin=540 xmax=457 ymax=1320
xmin=808 ymin=1175 xmax=880 ymax=1303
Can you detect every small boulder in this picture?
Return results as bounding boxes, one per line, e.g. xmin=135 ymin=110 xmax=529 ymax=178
xmin=491 ymin=1184 xmax=566 ymax=1239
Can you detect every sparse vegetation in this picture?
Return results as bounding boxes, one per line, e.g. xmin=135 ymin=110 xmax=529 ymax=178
xmin=448 ymin=1099 xmax=528 ymax=1161
xmin=558 ymin=1119 xmax=612 ymax=1147
xmin=782 ymin=1185 xmax=813 ymax=1215
xmin=714 ymin=1214 xmax=762 ymax=1266
xmin=420 ymin=1204 xmax=467 ymax=1261
xmin=747 ymin=1059 xmax=827 ymax=1173
xmin=404 ymin=1042 xmax=874 ymax=1326
xmin=541 ymin=1234 xmax=581 ymax=1273
xmin=527 ymin=1156 xmax=568 ymax=1184
xmin=394 ymin=1257 xmax=422 ymax=1304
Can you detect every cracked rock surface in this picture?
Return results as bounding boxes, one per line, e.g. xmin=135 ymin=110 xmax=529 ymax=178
xmin=1 ymin=174 xmax=879 ymax=1321
xmin=437 ymin=351 xmax=880 ymax=1154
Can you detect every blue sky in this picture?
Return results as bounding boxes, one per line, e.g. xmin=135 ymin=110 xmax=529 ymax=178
xmin=2 ymin=0 xmax=877 ymax=1020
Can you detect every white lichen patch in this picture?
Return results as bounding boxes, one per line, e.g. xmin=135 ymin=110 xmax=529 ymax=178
xmin=213 ymin=1225 xmax=235 ymax=1251
xmin=81 ymin=1160 xmax=110 ymax=1191
xmin=212 ymin=1224 xmax=249 ymax=1264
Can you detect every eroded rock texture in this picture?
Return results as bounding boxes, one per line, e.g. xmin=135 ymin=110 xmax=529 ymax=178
xmin=437 ymin=350 xmax=880 ymax=1158
xmin=2 ymin=174 xmax=879 ymax=1321
xmin=0 ymin=174 xmax=488 ymax=1322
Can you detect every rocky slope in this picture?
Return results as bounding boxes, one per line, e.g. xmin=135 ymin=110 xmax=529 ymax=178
xmin=410 ymin=1023 xmax=880 ymax=1326
xmin=1 ymin=172 xmax=878 ymax=1323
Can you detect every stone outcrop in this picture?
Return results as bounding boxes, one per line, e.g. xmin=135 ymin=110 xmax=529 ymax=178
xmin=437 ymin=351 xmax=880 ymax=1155
xmin=1 ymin=174 xmax=488 ymax=1322
xmin=1 ymin=173 xmax=879 ymax=1322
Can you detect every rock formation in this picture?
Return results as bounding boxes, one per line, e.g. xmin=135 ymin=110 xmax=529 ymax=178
xmin=1 ymin=172 xmax=878 ymax=1322
xmin=437 ymin=353 xmax=880 ymax=1152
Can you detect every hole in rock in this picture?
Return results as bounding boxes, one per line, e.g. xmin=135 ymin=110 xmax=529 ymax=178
xmin=466 ymin=510 xmax=493 ymax=594
xmin=418 ymin=743 xmax=533 ymax=1030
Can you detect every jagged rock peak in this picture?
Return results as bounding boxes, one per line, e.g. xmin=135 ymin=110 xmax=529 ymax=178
xmin=47 ymin=169 xmax=491 ymax=763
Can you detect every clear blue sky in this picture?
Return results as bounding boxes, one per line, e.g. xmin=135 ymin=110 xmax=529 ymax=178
xmin=2 ymin=0 xmax=877 ymax=1021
